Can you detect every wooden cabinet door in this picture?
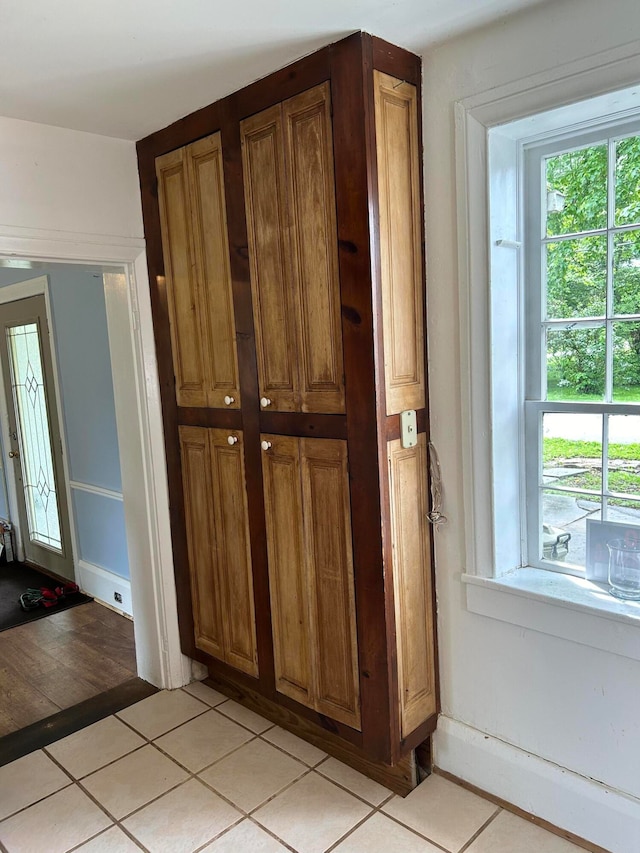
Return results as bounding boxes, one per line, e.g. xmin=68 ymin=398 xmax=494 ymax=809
xmin=260 ymin=434 xmax=311 ymax=704
xmin=387 ymin=434 xmax=436 ymax=736
xmin=301 ymin=438 xmax=360 ymax=729
xmin=374 ymin=71 xmax=425 ymax=415
xmin=261 ymin=435 xmax=360 ymax=729
xmin=179 ymin=426 xmax=258 ymax=676
xmin=157 ymin=133 xmax=240 ymax=409
xmin=242 ymin=84 xmax=345 ymax=414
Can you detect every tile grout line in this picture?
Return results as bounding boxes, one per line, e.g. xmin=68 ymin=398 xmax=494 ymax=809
xmin=457 ymin=807 xmax=503 ymax=853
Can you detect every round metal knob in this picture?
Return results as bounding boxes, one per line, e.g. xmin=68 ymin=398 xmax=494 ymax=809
xmin=224 ymin=395 xmax=235 ymax=406
xmin=227 ymin=435 xmax=239 ymax=446
xmin=8 ymin=450 xmax=18 ymax=458
xmin=261 ymin=440 xmax=272 ymax=451
xmin=260 ymin=397 xmax=272 ymax=408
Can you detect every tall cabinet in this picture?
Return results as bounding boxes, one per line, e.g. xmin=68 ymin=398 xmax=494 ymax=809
xmin=138 ymin=32 xmax=437 ymax=794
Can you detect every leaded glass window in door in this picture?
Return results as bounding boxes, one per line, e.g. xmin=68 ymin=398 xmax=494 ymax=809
xmin=6 ymin=322 xmax=62 ymax=551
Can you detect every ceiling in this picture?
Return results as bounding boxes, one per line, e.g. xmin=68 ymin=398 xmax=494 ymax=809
xmin=1 ymin=0 xmax=549 ymax=140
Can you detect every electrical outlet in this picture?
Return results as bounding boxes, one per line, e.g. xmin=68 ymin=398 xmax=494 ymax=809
xmin=114 ymin=592 xmax=123 ymax=604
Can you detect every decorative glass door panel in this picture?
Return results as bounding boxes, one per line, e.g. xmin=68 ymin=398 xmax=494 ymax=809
xmin=7 ymin=322 xmax=61 ymax=550
xmin=0 ymin=292 xmax=73 ymax=579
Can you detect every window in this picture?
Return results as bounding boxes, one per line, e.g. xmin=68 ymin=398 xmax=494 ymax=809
xmin=486 ymin=88 xmax=640 ymax=585
xmin=524 ymin=126 xmax=640 ymax=579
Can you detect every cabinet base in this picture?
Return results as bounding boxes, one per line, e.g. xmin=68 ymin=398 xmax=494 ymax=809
xmin=203 ymin=673 xmax=423 ymax=796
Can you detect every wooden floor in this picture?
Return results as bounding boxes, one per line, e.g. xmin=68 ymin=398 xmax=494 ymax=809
xmin=0 ymin=601 xmax=137 ymax=737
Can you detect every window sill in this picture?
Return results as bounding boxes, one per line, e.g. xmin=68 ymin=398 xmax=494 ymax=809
xmin=462 ymin=568 xmax=640 ymax=661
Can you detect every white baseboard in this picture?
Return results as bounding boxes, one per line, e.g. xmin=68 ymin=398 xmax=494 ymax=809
xmin=76 ymin=559 xmax=132 ymax=617
xmin=433 ymin=716 xmax=639 ymax=853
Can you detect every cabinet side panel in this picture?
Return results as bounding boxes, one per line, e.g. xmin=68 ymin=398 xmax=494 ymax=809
xmin=261 ymin=434 xmax=311 ymax=704
xmin=301 ymin=438 xmax=361 ymax=730
xmin=210 ymin=430 xmax=258 ymax=677
xmin=388 ymin=435 xmax=436 ymax=736
xmin=188 ymin=134 xmax=240 ymax=409
xmin=241 ymin=107 xmax=297 ymax=411
xmin=156 ymin=150 xmax=208 ymax=407
xmin=283 ymin=84 xmax=345 ymax=414
xmin=179 ymin=426 xmax=225 ymax=660
xmin=373 ymin=70 xmax=425 ymax=415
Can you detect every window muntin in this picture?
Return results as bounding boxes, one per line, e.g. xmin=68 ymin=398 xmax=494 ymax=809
xmin=525 ymin=126 xmax=640 ymax=576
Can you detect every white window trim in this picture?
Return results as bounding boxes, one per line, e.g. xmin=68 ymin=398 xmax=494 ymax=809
xmin=454 ymin=41 xmax=640 ymax=657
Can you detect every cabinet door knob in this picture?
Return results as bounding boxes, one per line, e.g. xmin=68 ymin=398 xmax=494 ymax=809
xmin=261 ymin=440 xmax=272 ymax=451
xmin=260 ymin=397 xmax=272 ymax=408
xmin=227 ymin=435 xmax=239 ymax=446
xmin=224 ymin=395 xmax=235 ymax=406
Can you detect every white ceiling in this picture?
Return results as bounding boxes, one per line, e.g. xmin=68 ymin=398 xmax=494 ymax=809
xmin=1 ymin=0 xmax=549 ymax=140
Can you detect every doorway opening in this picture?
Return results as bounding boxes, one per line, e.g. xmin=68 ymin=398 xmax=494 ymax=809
xmin=0 ymin=261 xmax=141 ymax=742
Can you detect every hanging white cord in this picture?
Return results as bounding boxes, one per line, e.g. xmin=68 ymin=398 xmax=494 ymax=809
xmin=427 ymin=441 xmax=447 ymax=529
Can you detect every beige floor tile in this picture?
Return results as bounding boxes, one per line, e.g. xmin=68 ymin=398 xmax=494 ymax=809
xmin=200 ymin=738 xmax=306 ymax=812
xmin=333 ymin=812 xmax=444 ymax=852
xmin=216 ymin=699 xmax=274 ymax=733
xmin=122 ymin=778 xmax=241 ymax=852
xmin=0 ymin=784 xmax=111 ymax=853
xmin=116 ymin=688 xmax=207 ymax=739
xmin=316 ymin=757 xmax=392 ymax=806
xmin=262 ymin=726 xmax=327 ymax=766
xmin=182 ymin=681 xmax=227 ymax=707
xmin=201 ymin=820 xmax=288 ymax=852
xmin=82 ymin=743 xmax=188 ymax=819
xmin=154 ymin=709 xmax=254 ymax=772
xmin=0 ymin=750 xmax=70 ymax=821
xmin=74 ymin=825 xmax=143 ymax=852
xmin=253 ymin=772 xmax=371 ymax=853
xmin=382 ymin=774 xmax=498 ymax=852
xmin=46 ymin=716 xmax=146 ymax=778
xmin=466 ymin=810 xmax=584 ymax=853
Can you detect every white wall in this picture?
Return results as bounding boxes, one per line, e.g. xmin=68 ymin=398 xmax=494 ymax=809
xmin=0 ymin=116 xmax=189 ymax=687
xmin=0 ymin=117 xmax=143 ymax=239
xmin=423 ymin=1 xmax=640 ymax=850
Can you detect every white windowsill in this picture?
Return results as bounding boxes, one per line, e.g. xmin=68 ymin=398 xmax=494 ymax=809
xmin=462 ymin=568 xmax=640 ymax=661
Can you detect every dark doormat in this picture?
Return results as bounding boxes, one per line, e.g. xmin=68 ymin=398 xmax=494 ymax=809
xmin=0 ymin=562 xmax=93 ymax=632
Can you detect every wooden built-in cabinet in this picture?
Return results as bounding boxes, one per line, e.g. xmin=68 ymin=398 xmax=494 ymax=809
xmin=138 ymin=32 xmax=438 ymax=796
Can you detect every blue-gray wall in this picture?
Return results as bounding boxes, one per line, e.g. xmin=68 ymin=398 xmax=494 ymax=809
xmin=0 ymin=264 xmax=129 ymax=579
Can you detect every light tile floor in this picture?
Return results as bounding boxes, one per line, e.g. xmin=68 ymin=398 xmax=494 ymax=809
xmin=0 ymin=684 xmax=586 ymax=853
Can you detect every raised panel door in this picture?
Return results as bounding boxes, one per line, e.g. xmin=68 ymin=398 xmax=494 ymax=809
xmin=261 ymin=434 xmax=311 ymax=704
xmin=387 ymin=434 xmax=436 ymax=736
xmin=241 ymin=106 xmax=298 ymax=412
xmin=179 ymin=426 xmax=224 ymax=659
xmin=301 ymin=438 xmax=360 ymax=729
xmin=283 ymin=85 xmax=345 ymax=414
xmin=187 ymin=134 xmax=240 ymax=409
xmin=209 ymin=429 xmax=258 ymax=676
xmin=374 ymin=71 xmax=425 ymax=415
xmin=157 ymin=149 xmax=208 ymax=407
xmin=242 ymin=85 xmax=344 ymax=414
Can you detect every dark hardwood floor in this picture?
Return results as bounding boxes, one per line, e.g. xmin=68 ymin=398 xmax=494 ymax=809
xmin=0 ymin=601 xmax=137 ymax=737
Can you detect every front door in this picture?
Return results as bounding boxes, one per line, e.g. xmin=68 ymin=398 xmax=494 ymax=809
xmin=0 ymin=295 xmax=74 ymax=579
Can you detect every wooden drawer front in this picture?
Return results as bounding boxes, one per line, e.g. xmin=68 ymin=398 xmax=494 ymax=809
xmin=301 ymin=438 xmax=360 ymax=729
xmin=262 ymin=434 xmax=360 ymax=729
xmin=242 ymin=84 xmax=344 ymax=414
xmin=157 ymin=133 xmax=239 ymax=409
xmin=374 ymin=71 xmax=425 ymax=415
xmin=180 ymin=426 xmax=258 ymax=676
xmin=388 ymin=434 xmax=436 ymax=736
xmin=261 ymin=434 xmax=311 ymax=703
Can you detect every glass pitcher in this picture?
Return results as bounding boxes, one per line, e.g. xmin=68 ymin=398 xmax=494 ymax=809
xmin=607 ymin=537 xmax=640 ymax=601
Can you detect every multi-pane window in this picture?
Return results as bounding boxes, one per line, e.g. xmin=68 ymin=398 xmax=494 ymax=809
xmin=524 ymin=124 xmax=640 ymax=577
